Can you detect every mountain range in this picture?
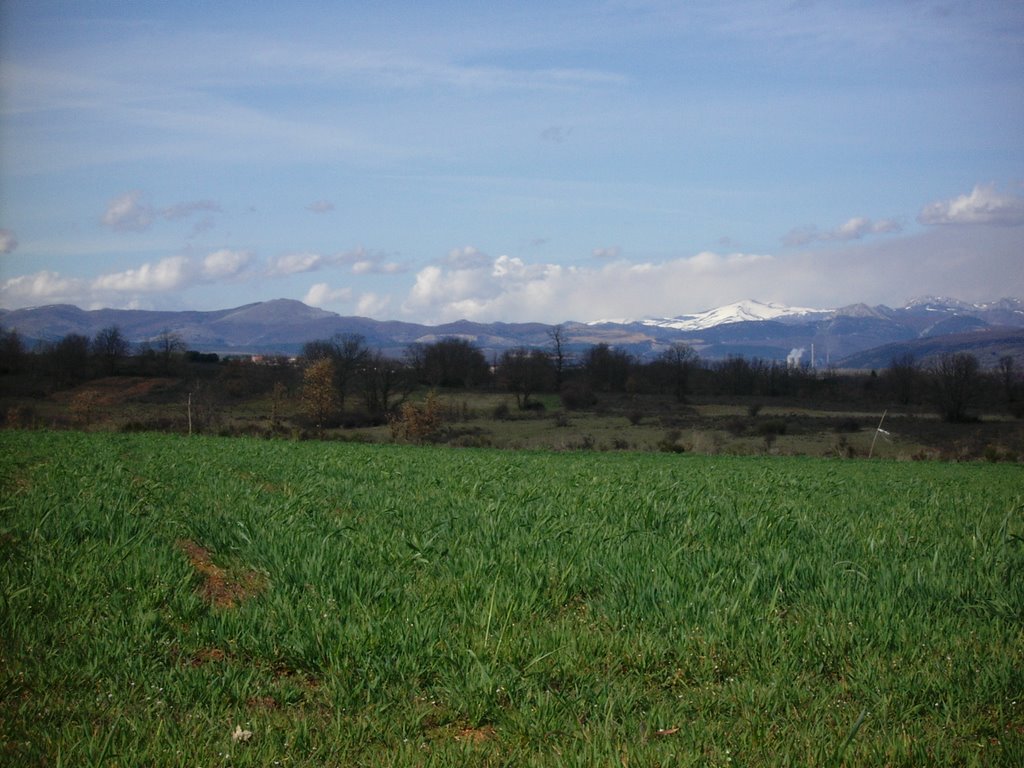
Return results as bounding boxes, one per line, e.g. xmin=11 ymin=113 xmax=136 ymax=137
xmin=2 ymin=297 xmax=1023 ymax=369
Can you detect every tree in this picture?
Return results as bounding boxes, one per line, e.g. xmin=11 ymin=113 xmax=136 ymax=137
xmin=0 ymin=327 xmax=26 ymax=374
xmin=45 ymin=333 xmax=91 ymax=387
xmin=301 ymin=358 xmax=338 ymax=436
xmin=413 ymin=338 xmax=490 ymax=388
xmin=301 ymin=333 xmax=369 ymax=411
xmin=139 ymin=329 xmax=185 ymax=375
xmin=884 ymin=353 xmax=920 ymax=406
xmin=498 ymin=347 xmax=555 ymax=409
xmin=996 ymin=355 xmax=1018 ymax=407
xmin=270 ymin=381 xmax=288 ymax=431
xmin=548 ymin=324 xmax=568 ymax=388
xmin=659 ymin=343 xmax=699 ymax=403
xmin=931 ymin=352 xmax=980 ymax=423
xmin=92 ymin=326 xmax=130 ymax=376
xmin=361 ymin=351 xmax=412 ymax=417
xmin=584 ymin=343 xmax=632 ymax=392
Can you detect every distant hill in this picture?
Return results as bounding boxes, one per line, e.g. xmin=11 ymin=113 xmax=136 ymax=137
xmin=3 ymin=296 xmax=1023 ymax=368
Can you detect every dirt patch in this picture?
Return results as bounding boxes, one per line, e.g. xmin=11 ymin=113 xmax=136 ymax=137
xmin=247 ymin=695 xmax=281 ymax=711
xmin=454 ymin=726 xmax=496 ymax=744
xmin=190 ymin=646 xmax=230 ymax=666
xmin=177 ymin=539 xmax=266 ymax=609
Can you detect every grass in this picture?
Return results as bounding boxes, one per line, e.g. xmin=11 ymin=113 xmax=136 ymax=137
xmin=1 ymin=430 xmax=1023 ymax=765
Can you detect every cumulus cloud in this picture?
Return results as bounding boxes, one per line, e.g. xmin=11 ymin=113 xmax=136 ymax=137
xmin=402 ymin=250 xmax=777 ymax=324
xmin=356 ymin=292 xmax=391 ymax=317
xmin=101 ymin=191 xmax=222 ymax=231
xmin=917 ymin=183 xmax=1024 ymax=226
xmin=202 ymin=249 xmax=252 ymax=278
xmin=1 ymin=270 xmax=85 ymax=303
xmin=304 ymin=282 xmax=352 ymax=307
xmin=307 ymin=200 xmax=335 ymax=213
xmin=0 ymin=229 xmax=17 ymax=254
xmin=0 ymin=249 xmax=260 ymax=308
xmin=92 ymin=256 xmax=191 ymax=292
xmin=782 ymin=216 xmax=902 ymax=246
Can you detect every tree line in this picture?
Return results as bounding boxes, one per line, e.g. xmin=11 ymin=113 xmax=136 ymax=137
xmin=1 ymin=323 xmax=1021 ymax=425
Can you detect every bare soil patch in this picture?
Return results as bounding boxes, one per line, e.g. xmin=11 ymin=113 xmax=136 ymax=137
xmin=177 ymin=539 xmax=266 ymax=609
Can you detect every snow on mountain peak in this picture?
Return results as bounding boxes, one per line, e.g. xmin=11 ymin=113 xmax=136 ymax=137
xmin=598 ymin=299 xmax=830 ymax=331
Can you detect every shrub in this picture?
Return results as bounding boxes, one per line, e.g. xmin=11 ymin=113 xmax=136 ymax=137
xmin=657 ymin=429 xmax=684 ymax=453
xmin=560 ymin=381 xmax=596 ymax=411
xmin=390 ymin=392 xmax=444 ymax=444
xmin=492 ymin=402 xmax=512 ymax=420
xmin=756 ymin=419 xmax=787 ymax=437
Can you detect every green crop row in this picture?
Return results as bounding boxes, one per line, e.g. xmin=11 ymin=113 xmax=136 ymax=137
xmin=1 ymin=430 xmax=1022 ymax=766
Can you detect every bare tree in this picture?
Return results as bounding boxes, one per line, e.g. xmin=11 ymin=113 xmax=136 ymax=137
xmin=140 ymin=329 xmax=185 ymax=375
xmin=996 ymin=355 xmax=1017 ymax=407
xmin=931 ymin=352 xmax=980 ymax=423
xmin=659 ymin=343 xmax=699 ymax=403
xmin=884 ymin=353 xmax=920 ymax=406
xmin=548 ymin=324 xmax=568 ymax=388
xmin=92 ymin=326 xmax=130 ymax=376
xmin=498 ymin=347 xmax=555 ymax=409
xmin=361 ymin=351 xmax=412 ymax=417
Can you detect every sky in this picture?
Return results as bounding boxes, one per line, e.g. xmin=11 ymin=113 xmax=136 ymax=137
xmin=1 ymin=0 xmax=1022 ymax=325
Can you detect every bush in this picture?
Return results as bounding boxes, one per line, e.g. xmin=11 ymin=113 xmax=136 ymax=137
xmin=756 ymin=419 xmax=787 ymax=436
xmin=492 ymin=402 xmax=512 ymax=421
xmin=560 ymin=381 xmax=596 ymax=411
xmin=552 ymin=411 xmax=570 ymax=428
xmin=390 ymin=392 xmax=444 ymax=444
xmin=657 ymin=429 xmax=685 ymax=453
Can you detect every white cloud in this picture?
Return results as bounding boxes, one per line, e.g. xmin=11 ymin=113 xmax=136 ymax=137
xmin=917 ymin=183 xmax=1024 ymax=226
xmin=352 ymin=259 xmax=404 ymax=275
xmin=92 ymin=256 xmax=191 ymax=292
xmin=101 ymin=190 xmax=153 ymax=231
xmin=268 ymin=247 xmax=402 ymax=277
xmin=1 ymin=270 xmax=85 ymax=303
xmin=306 ymin=200 xmax=335 ymax=213
xmin=356 ymin=292 xmax=391 ymax=317
xmin=203 ymin=249 xmax=252 ymax=278
xmin=402 ymin=250 xmax=778 ymax=324
xmin=0 ymin=229 xmax=17 ymax=254
xmin=782 ymin=216 xmax=902 ymax=246
xmin=270 ymin=252 xmax=324 ymax=275
xmin=101 ymin=191 xmax=222 ymax=231
xmin=304 ymin=282 xmax=352 ymax=307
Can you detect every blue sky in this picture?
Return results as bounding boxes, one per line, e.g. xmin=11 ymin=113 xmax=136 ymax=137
xmin=1 ymin=0 xmax=1022 ymax=324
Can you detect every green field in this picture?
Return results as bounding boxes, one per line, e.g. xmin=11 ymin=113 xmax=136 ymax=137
xmin=1 ymin=431 xmax=1022 ymax=766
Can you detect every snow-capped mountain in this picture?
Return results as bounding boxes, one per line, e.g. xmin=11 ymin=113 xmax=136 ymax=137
xmin=591 ymin=299 xmax=830 ymax=331
xmin=3 ymin=296 xmax=1022 ymax=366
